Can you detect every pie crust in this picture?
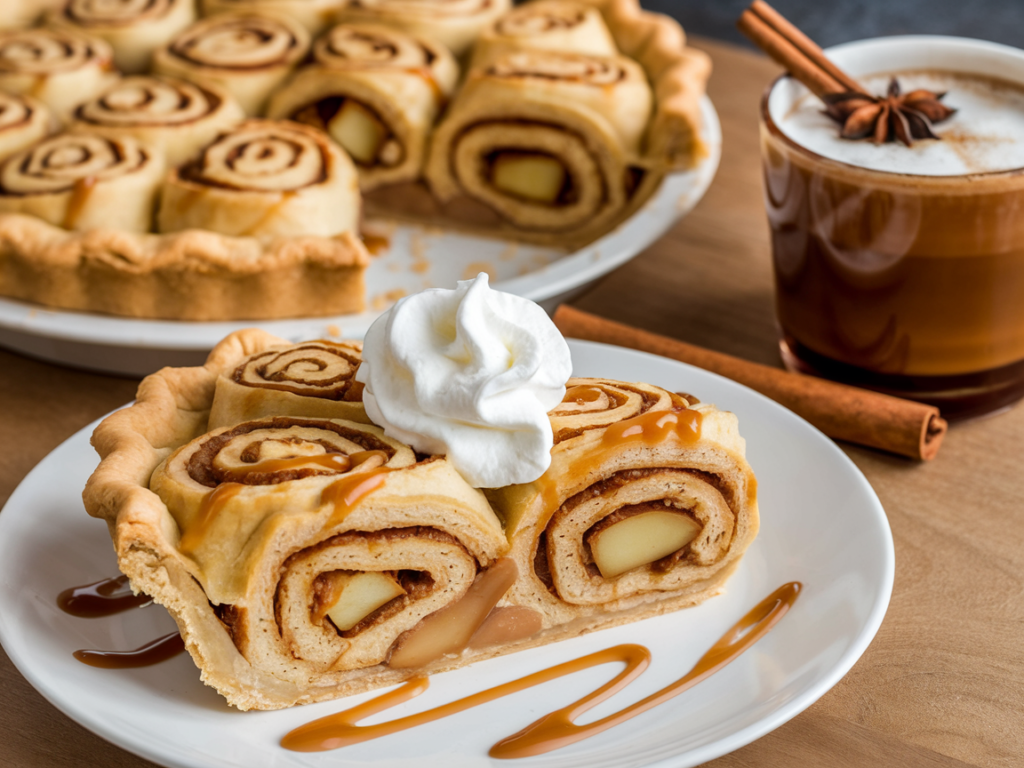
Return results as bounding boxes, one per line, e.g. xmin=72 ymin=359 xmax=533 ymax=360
xmin=84 ymin=330 xmax=758 ymax=710
xmin=0 ymin=0 xmax=708 ymax=320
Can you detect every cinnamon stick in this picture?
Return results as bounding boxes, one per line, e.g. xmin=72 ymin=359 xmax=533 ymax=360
xmin=747 ymin=1 xmax=863 ymax=93
xmin=737 ymin=2 xmax=863 ymax=99
xmin=553 ymin=305 xmax=947 ymax=461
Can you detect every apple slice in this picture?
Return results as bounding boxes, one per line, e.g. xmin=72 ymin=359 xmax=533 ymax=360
xmin=588 ymin=509 xmax=701 ymax=579
xmin=328 ymin=100 xmax=386 ymax=165
xmin=320 ymin=571 xmax=407 ymax=632
xmin=491 ymin=152 xmax=566 ymax=204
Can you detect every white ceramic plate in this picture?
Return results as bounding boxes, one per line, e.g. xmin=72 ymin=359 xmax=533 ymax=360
xmin=0 ymin=340 xmax=893 ymax=768
xmin=0 ymin=100 xmax=721 ymax=377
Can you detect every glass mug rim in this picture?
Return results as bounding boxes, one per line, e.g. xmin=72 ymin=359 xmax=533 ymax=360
xmin=760 ymin=34 xmax=1024 ymax=182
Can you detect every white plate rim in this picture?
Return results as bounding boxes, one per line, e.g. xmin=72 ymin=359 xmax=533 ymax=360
xmin=0 ymin=339 xmax=894 ymax=768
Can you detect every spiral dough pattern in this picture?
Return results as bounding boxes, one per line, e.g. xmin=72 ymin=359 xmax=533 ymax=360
xmin=0 ymin=133 xmax=148 ymax=195
xmin=77 ymin=76 xmax=220 ymax=127
xmin=0 ymin=28 xmax=108 ymax=75
xmin=313 ymin=24 xmax=436 ymax=70
xmin=169 ymin=13 xmax=304 ymax=70
xmin=64 ymin=0 xmax=179 ymax=25
xmin=234 ymin=342 xmax=364 ymax=399
xmin=192 ymin=121 xmax=328 ymax=192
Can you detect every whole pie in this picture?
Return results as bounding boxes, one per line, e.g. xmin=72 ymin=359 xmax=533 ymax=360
xmin=0 ymin=0 xmax=710 ymax=320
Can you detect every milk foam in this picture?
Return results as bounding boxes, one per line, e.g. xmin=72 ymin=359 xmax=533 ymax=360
xmin=771 ymin=69 xmax=1024 ymax=176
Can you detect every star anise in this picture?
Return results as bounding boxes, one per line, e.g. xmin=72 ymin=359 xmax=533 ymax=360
xmin=823 ymin=79 xmax=956 ymax=146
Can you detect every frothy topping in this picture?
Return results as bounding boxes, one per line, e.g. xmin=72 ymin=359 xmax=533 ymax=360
xmin=356 ymin=274 xmax=572 ymax=488
xmin=772 ymin=71 xmax=1024 ymax=175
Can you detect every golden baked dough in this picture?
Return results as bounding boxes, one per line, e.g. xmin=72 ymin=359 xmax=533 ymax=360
xmin=423 ymin=47 xmax=656 ymax=248
xmin=0 ymin=131 xmax=164 ymax=232
xmin=0 ymin=214 xmax=369 ymax=320
xmin=70 ymin=75 xmax=245 ymax=167
xmin=0 ymin=92 xmax=56 ymax=164
xmin=208 ymin=338 xmax=370 ymax=428
xmin=157 ymin=119 xmax=361 ymax=238
xmin=0 ymin=27 xmax=117 ymax=118
xmin=84 ymin=330 xmax=758 ymax=710
xmin=487 ymin=378 xmax=759 ymax=629
xmin=153 ymin=11 xmax=310 ymax=115
xmin=267 ymin=23 xmax=459 ymax=191
xmin=470 ymin=0 xmax=618 ymax=67
xmin=334 ymin=0 xmax=512 ymax=58
xmin=48 ymin=0 xmax=198 ymax=74
xmin=0 ymin=0 xmax=710 ymax=322
xmin=202 ymin=0 xmax=341 ymax=35
xmin=86 ymin=330 xmax=509 ymax=710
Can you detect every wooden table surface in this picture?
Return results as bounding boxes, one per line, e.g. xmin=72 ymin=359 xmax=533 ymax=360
xmin=1 ymin=38 xmax=1022 ymax=768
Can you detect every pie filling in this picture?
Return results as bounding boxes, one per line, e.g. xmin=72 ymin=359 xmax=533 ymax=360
xmin=292 ymin=97 xmax=402 ymax=168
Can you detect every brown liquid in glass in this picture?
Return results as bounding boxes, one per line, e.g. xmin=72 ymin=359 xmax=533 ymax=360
xmin=762 ymin=111 xmax=1024 ymax=419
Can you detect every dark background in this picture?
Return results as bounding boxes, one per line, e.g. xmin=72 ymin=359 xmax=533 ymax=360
xmin=648 ymin=0 xmax=1024 ymax=50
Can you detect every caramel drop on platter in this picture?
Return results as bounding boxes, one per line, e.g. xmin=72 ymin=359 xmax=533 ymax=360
xmin=57 ymin=574 xmax=151 ymax=617
xmin=73 ymin=632 xmax=186 ymax=669
xmin=362 ymin=232 xmax=391 ymax=255
xmin=280 ymin=582 xmax=801 ymax=756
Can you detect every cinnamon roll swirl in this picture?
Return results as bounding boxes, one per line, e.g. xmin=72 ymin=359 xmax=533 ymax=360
xmin=157 ymin=119 xmax=360 ymax=238
xmin=208 ymin=336 xmax=370 ymax=429
xmin=153 ymin=12 xmax=310 ymax=115
xmin=470 ymin=0 xmax=618 ymax=68
xmin=486 ymin=378 xmax=758 ymax=631
xmin=70 ymin=75 xmax=244 ymax=166
xmin=88 ymin=335 xmax=508 ymax=710
xmin=202 ymin=0 xmax=340 ymax=35
xmin=2 ymin=0 xmax=62 ymax=31
xmin=424 ymin=48 xmax=654 ymax=247
xmin=147 ymin=416 xmax=506 ymax=699
xmin=575 ymin=0 xmax=711 ymax=168
xmin=0 ymin=131 xmax=164 ymax=232
xmin=267 ymin=23 xmax=458 ymax=190
xmin=0 ymin=28 xmax=116 ymax=118
xmin=0 ymin=93 xmax=56 ymax=164
xmin=334 ymin=0 xmax=511 ymax=58
xmin=48 ymin=0 xmax=197 ymax=74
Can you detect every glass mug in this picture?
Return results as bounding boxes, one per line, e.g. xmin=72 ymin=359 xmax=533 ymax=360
xmin=760 ymin=36 xmax=1024 ymax=419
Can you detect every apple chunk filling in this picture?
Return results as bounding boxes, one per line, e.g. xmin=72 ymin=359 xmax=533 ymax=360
xmin=315 ymin=571 xmax=407 ymax=632
xmin=586 ymin=504 xmax=702 ymax=579
xmin=328 ymin=100 xmax=388 ymax=166
xmin=490 ymin=152 xmax=567 ymax=204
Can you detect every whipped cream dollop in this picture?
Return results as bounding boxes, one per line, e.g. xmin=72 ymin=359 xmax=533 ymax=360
xmin=356 ymin=274 xmax=572 ymax=488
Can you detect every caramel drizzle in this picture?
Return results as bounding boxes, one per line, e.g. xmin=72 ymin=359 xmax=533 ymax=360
xmin=178 ymin=481 xmax=243 ymax=554
xmin=322 ymin=467 xmax=392 ymax=528
xmin=63 ymin=176 xmax=97 ymax=230
xmin=57 ymin=574 xmax=151 ymax=617
xmin=281 ymin=582 xmax=801 ymax=755
xmin=74 ymin=632 xmax=185 ymax=669
xmin=182 ymin=450 xmax=390 ymax=551
xmin=220 ymin=451 xmax=355 ymax=481
xmin=563 ymin=385 xmax=604 ymax=404
xmin=539 ymin=405 xmax=703 ymax=529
